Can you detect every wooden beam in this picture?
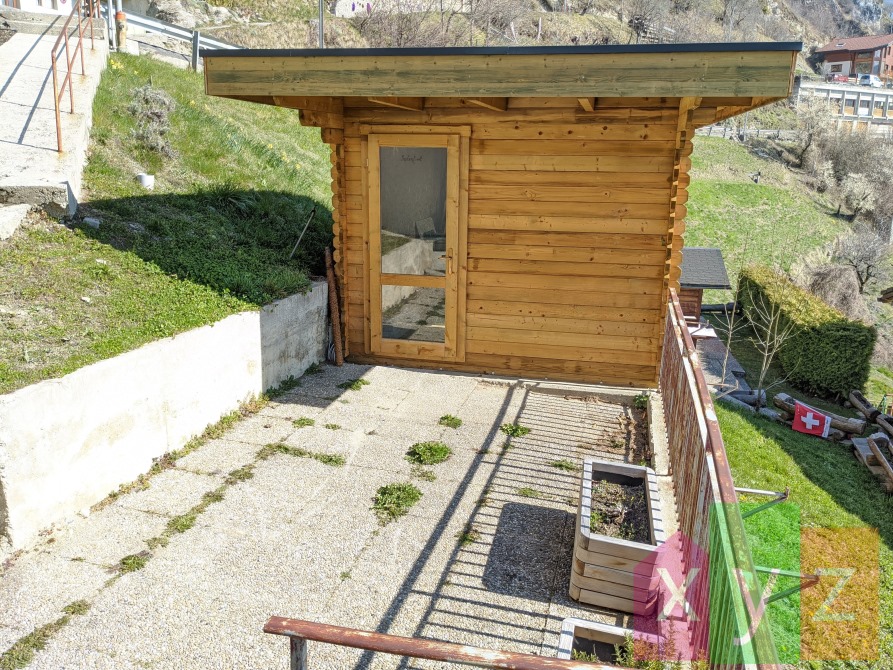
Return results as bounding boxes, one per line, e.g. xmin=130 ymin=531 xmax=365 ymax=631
xmin=204 ymin=49 xmax=799 ymax=99
xmin=461 ymin=97 xmax=507 ymax=111
xmin=367 ymin=97 xmax=425 ymax=111
xmin=272 ymin=96 xmax=343 ymax=113
xmin=578 ymin=97 xmax=595 ymax=112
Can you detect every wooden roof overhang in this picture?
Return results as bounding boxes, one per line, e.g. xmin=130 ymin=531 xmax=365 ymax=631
xmin=202 ymin=42 xmax=801 ymax=128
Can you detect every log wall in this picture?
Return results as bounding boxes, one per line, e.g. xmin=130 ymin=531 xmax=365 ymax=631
xmin=336 ymin=97 xmax=695 ymax=387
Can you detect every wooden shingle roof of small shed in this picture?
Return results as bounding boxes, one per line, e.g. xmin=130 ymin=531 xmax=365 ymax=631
xmin=202 ymin=42 xmax=801 ymax=126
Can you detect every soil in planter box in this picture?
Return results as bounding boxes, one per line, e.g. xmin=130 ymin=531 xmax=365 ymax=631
xmin=572 ymin=636 xmax=617 ymax=663
xmin=590 ymin=478 xmax=650 ymax=544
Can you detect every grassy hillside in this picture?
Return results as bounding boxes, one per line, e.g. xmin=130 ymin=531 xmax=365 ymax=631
xmin=0 ymin=54 xmax=333 ymax=395
xmin=687 ymin=137 xmax=843 ymax=299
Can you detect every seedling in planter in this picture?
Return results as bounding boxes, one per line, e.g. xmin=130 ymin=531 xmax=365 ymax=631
xmin=292 ymin=417 xmax=315 ymax=428
xmin=500 ymin=423 xmax=530 ymax=438
xmin=373 ymin=482 xmax=422 ymax=523
xmin=338 ymin=378 xmax=370 ymax=391
xmin=634 ymin=393 xmax=649 ymax=411
xmin=549 ymin=459 xmax=580 ymax=472
xmin=439 ymin=414 xmax=463 ymax=429
xmin=517 ymin=487 xmax=543 ymax=499
xmin=406 ymin=441 xmax=452 ymax=465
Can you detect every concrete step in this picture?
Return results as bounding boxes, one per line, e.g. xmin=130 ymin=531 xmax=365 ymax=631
xmin=0 ymin=203 xmax=33 ymax=241
xmin=0 ymin=30 xmax=108 ymax=215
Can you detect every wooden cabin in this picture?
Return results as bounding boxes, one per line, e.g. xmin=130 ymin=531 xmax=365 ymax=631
xmin=679 ymin=247 xmax=732 ymax=321
xmin=203 ymin=43 xmax=799 ymax=387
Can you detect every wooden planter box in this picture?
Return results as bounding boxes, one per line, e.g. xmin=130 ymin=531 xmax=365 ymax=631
xmin=556 ymin=617 xmax=634 ymax=663
xmin=570 ymin=458 xmax=665 ymax=613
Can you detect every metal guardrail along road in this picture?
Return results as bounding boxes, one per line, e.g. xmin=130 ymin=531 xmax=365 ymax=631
xmin=99 ymin=5 xmax=240 ymax=53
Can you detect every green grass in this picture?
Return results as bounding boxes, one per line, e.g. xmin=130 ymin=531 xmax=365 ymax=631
xmin=292 ymin=417 xmax=315 ymax=428
xmin=338 ymin=378 xmax=370 ymax=391
xmin=373 ymin=482 xmax=422 ymax=523
xmin=324 ymin=423 xmax=341 ymax=430
xmin=258 ymin=441 xmax=345 ymax=467
xmin=687 ymin=137 xmax=843 ymax=304
xmin=548 ymin=459 xmax=580 ymax=472
xmin=405 ymin=441 xmax=452 ymax=465
xmin=516 ymin=486 xmax=542 ymax=499
xmin=0 ymin=53 xmax=333 ymax=395
xmin=119 ymin=552 xmax=151 ymax=573
xmin=438 ymin=414 xmax=463 ymax=429
xmin=500 ymin=423 xmax=531 ymax=438
xmin=719 ymin=403 xmax=893 ymax=664
xmin=0 ymin=598 xmax=90 ymax=670
xmin=707 ymin=316 xmax=859 ymax=418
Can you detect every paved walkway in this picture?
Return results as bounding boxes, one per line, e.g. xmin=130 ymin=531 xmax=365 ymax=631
xmin=1 ymin=364 xmax=672 ymax=669
xmin=0 ymin=29 xmax=106 ymax=214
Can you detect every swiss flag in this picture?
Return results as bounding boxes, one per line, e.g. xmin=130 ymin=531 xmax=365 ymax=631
xmin=793 ymin=401 xmax=831 ymax=438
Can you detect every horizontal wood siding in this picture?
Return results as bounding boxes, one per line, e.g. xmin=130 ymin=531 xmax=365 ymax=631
xmin=340 ymin=98 xmax=687 ymax=387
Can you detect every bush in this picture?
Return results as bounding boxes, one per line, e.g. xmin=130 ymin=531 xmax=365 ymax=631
xmin=738 ymin=265 xmax=876 ymax=398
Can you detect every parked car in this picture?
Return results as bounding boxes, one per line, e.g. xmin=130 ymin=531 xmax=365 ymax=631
xmin=827 ymin=73 xmax=850 ymax=83
xmin=859 ymin=74 xmax=883 ymax=88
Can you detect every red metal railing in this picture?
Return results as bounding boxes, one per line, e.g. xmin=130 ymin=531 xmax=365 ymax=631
xmin=660 ymin=289 xmax=779 ymax=667
xmin=264 ymin=618 xmax=631 ymax=670
xmin=51 ymin=0 xmax=99 ymax=153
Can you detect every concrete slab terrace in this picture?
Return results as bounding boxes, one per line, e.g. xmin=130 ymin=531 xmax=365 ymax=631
xmin=0 ymin=363 xmax=679 ymax=669
xmin=0 ymin=28 xmax=107 ymax=216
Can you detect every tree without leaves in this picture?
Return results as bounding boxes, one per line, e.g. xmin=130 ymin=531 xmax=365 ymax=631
xmin=841 ymin=173 xmax=876 ymax=222
xmin=832 ymin=224 xmax=891 ymax=294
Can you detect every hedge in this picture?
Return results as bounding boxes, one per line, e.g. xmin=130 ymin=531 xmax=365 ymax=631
xmin=738 ymin=265 xmax=876 ymax=398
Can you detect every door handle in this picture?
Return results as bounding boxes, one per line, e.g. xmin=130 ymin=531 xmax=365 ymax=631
xmin=440 ymin=249 xmax=454 ymax=275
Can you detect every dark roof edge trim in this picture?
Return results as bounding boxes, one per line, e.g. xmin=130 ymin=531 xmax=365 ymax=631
xmin=680 ymin=282 xmax=733 ymax=290
xmin=201 ymin=41 xmax=802 ymax=59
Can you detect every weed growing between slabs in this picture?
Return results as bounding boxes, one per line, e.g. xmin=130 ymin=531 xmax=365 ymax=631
xmin=373 ymin=483 xmax=422 ymax=524
xmin=405 ymin=441 xmax=452 ymax=465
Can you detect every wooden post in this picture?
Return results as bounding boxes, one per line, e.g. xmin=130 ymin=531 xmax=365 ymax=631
xmin=290 ymin=637 xmax=308 ymax=670
xmin=191 ymin=31 xmax=200 ymax=71
xmin=325 ymin=247 xmax=344 ymax=366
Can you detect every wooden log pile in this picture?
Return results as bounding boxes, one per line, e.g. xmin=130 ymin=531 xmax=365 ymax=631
xmin=769 ymin=392 xmax=865 ymax=443
xmin=848 ymin=390 xmax=893 ymax=493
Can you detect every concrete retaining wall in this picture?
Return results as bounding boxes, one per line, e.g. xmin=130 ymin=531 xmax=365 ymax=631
xmin=0 ymin=282 xmax=328 ymax=554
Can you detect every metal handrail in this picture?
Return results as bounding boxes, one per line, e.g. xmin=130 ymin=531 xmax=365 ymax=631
xmin=264 ymin=618 xmax=631 ymax=670
xmin=51 ymin=0 xmax=99 ymax=153
xmin=98 ymin=7 xmax=240 ymax=51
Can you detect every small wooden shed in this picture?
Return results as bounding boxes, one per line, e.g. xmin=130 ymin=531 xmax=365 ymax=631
xmin=203 ymin=43 xmax=799 ymax=387
xmin=679 ymin=247 xmax=732 ymax=320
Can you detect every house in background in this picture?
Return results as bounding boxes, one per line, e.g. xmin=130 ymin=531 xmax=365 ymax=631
xmin=202 ymin=43 xmax=799 ymax=388
xmin=679 ymin=247 xmax=731 ymax=321
xmin=0 ymin=0 xmax=70 ymax=15
xmin=816 ymin=34 xmax=893 ymax=82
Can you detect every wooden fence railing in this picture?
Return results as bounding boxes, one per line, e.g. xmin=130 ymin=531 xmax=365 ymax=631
xmin=660 ymin=289 xmax=779 ymax=667
xmin=51 ymin=0 xmax=100 ymax=153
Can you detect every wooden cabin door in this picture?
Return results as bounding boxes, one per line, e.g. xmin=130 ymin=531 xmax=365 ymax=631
xmin=367 ymin=133 xmax=465 ymax=362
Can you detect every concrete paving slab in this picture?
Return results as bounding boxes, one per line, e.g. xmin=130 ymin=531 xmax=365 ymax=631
xmin=38 ymin=504 xmax=170 ymax=566
xmin=175 ymin=438 xmax=261 ymax=476
xmin=117 ymin=467 xmax=220 ymax=516
xmin=0 ymin=552 xmax=108 ymax=652
xmin=3 ymin=365 xmax=679 ymax=669
xmin=0 ymin=203 xmax=32 ymax=240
